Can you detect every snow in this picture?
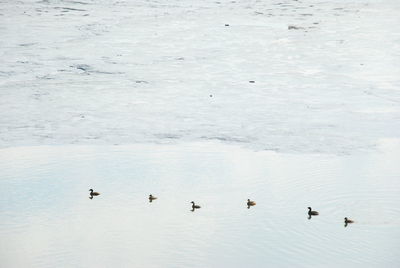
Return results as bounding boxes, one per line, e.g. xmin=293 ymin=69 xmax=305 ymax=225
xmin=1 ymin=0 xmax=399 ymax=154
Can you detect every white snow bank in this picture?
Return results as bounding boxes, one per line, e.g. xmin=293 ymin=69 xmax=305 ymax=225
xmin=0 ymin=0 xmax=399 ymax=154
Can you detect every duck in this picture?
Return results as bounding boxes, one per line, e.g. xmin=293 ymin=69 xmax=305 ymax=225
xmin=344 ymin=217 xmax=354 ymax=224
xmin=308 ymin=207 xmax=319 ymax=216
xmin=89 ymin=189 xmax=100 ymax=196
xmin=247 ymin=199 xmax=256 ymax=206
xmin=149 ymin=194 xmax=157 ymax=201
xmin=191 ymin=201 xmax=201 ymax=209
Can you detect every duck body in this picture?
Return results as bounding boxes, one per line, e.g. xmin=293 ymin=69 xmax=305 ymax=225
xmin=344 ymin=217 xmax=354 ymax=224
xmin=308 ymin=207 xmax=319 ymax=215
xmin=89 ymin=189 xmax=100 ymax=196
xmin=247 ymin=199 xmax=256 ymax=206
xmin=191 ymin=201 xmax=201 ymax=209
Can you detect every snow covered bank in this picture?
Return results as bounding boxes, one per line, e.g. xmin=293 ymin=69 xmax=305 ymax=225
xmin=1 ymin=0 xmax=399 ymax=154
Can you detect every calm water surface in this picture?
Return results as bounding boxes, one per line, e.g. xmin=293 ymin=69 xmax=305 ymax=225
xmin=0 ymin=141 xmax=399 ymax=267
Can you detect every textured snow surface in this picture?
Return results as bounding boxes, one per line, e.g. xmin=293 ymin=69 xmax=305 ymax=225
xmin=0 ymin=0 xmax=399 ymax=154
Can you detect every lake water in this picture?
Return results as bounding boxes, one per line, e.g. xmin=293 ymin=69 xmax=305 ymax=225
xmin=1 ymin=0 xmax=399 ymax=266
xmin=1 ymin=140 xmax=399 ymax=267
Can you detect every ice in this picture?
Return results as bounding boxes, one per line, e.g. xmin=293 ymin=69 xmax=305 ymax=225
xmin=1 ymin=0 xmax=399 ymax=154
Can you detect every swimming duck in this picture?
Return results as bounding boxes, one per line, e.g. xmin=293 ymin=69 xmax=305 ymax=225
xmin=308 ymin=207 xmax=319 ymax=216
xmin=247 ymin=199 xmax=256 ymax=206
xmin=344 ymin=217 xmax=354 ymax=224
xmin=149 ymin=194 xmax=157 ymax=201
xmin=89 ymin=189 xmax=100 ymax=196
xmin=191 ymin=201 xmax=201 ymax=209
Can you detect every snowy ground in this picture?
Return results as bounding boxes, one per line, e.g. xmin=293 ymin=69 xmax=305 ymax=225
xmin=1 ymin=0 xmax=399 ymax=154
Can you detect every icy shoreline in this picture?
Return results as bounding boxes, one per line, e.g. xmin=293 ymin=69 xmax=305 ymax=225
xmin=1 ymin=0 xmax=399 ymax=154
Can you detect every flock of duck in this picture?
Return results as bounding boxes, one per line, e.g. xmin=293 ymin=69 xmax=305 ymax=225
xmin=89 ymin=189 xmax=355 ymax=227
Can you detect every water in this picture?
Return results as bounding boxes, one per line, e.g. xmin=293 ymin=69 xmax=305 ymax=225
xmin=1 ymin=141 xmax=399 ymax=267
xmin=1 ymin=0 xmax=399 ymax=266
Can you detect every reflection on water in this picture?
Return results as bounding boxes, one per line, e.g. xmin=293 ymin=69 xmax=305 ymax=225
xmin=0 ymin=141 xmax=400 ymax=268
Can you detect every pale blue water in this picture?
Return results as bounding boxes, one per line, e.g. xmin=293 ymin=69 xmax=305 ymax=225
xmin=1 ymin=0 xmax=399 ymax=266
xmin=1 ymin=141 xmax=399 ymax=267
